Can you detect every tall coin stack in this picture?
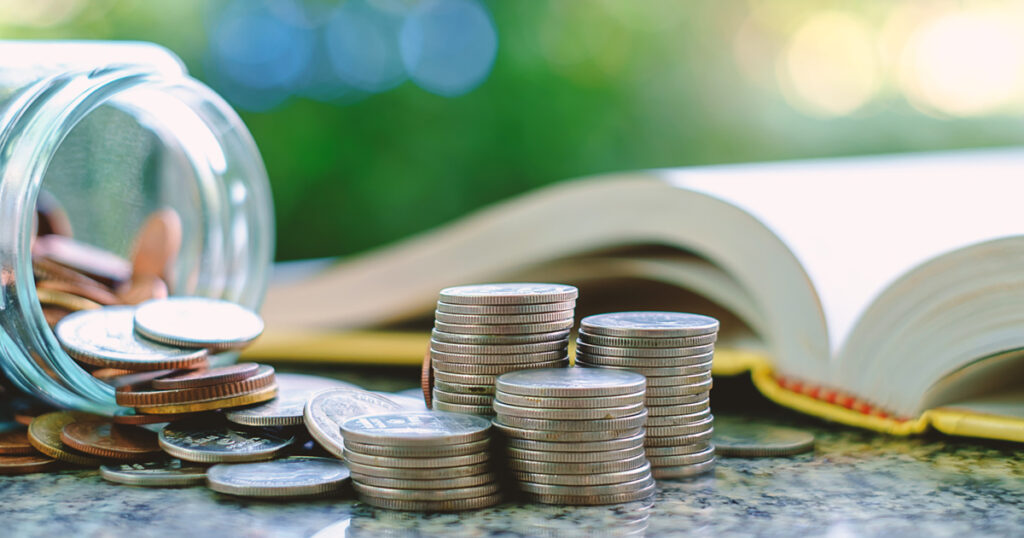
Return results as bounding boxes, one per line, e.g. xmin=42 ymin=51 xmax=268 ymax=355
xmin=493 ymin=368 xmax=656 ymax=505
xmin=575 ymin=312 xmax=719 ymax=479
xmin=430 ymin=283 xmax=578 ymax=416
xmin=340 ymin=411 xmax=502 ymax=512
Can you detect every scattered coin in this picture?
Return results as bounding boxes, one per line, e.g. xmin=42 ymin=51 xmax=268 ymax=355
xmin=303 ymin=388 xmax=402 ymax=459
xmin=55 ymin=307 xmax=208 ymax=370
xmin=158 ymin=420 xmax=294 ymax=463
xmin=27 ymin=411 xmax=105 ymax=466
xmin=0 ymin=430 xmax=36 ymax=455
xmin=207 ymin=457 xmax=351 ymax=497
xmin=100 ymin=459 xmax=207 ymax=487
xmin=580 ymin=312 xmax=719 ymax=338
xmin=60 ymin=421 xmax=162 ymax=460
xmin=713 ymin=418 xmax=815 ymax=457
xmin=115 ymin=365 xmax=276 ymax=407
xmin=135 ymin=384 xmax=278 ymax=414
xmin=151 ymin=363 xmax=261 ymax=390
xmin=226 ymin=373 xmax=358 ymax=427
xmin=34 ymin=234 xmax=132 ymax=287
xmin=133 ymin=297 xmax=264 ymax=350
xmin=0 ymin=454 xmax=60 ymax=475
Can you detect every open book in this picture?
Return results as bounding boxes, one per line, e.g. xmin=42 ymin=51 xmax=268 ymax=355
xmin=254 ymin=149 xmax=1024 ymax=442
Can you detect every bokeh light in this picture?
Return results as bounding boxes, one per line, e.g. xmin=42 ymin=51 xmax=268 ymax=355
xmin=324 ymin=0 xmax=408 ymax=93
xmin=399 ymin=0 xmax=497 ymax=97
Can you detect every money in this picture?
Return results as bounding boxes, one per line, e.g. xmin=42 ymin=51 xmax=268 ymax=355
xmin=429 ymin=339 xmax=568 ymax=354
xmin=206 ymin=457 xmax=351 ymax=498
xmin=436 ymin=300 xmax=576 ymax=315
xmin=0 ymin=430 xmax=35 ymax=455
xmin=577 ymin=330 xmax=718 ymax=348
xmin=522 ymin=482 xmax=656 ymax=506
xmin=431 ymin=401 xmax=496 ymax=416
xmin=158 ymin=420 xmax=294 ymax=463
xmin=353 ymin=481 xmax=500 ymax=501
xmin=133 ymin=297 xmax=265 ymax=350
xmin=226 ymin=373 xmax=358 ymax=427
xmin=576 ymin=341 xmax=715 ymax=358
xmin=345 ymin=461 xmax=491 ymax=480
xmin=512 ymin=462 xmax=652 ymax=486
xmin=430 ymin=349 xmax=567 ymax=364
xmin=505 ymin=431 xmax=645 ymax=452
xmin=491 ymin=422 xmax=645 ymax=443
xmin=495 ymin=390 xmax=645 ymax=409
xmin=649 ymin=458 xmax=716 ymax=479
xmin=434 ymin=379 xmax=495 ymax=395
xmin=712 ymin=417 xmax=815 ymax=457
xmin=303 ymin=388 xmax=402 ymax=459
xmin=99 ymin=459 xmax=207 ymax=487
xmin=355 ymin=494 xmax=504 ymax=512
xmin=506 ymin=445 xmax=645 ymax=463
xmin=435 ymin=319 xmax=574 ymax=335
xmin=350 ymin=472 xmax=497 ymax=489
xmin=492 ymin=401 xmax=645 ymax=420
xmin=580 ymin=312 xmax=719 ymax=338
xmin=432 ymin=389 xmax=493 ymax=406
xmin=645 ymin=445 xmax=715 ymax=466
xmin=341 ymin=412 xmax=491 ymax=446
xmin=495 ymin=367 xmax=647 ymax=398
xmin=342 ymin=449 xmax=491 ymax=468
xmin=114 ymin=365 xmax=276 ymax=407
xmin=494 ymin=409 xmax=648 ymax=432
xmin=59 ymin=421 xmax=162 ymax=460
xmin=0 ymin=454 xmax=60 ymax=475
xmin=27 ymin=411 xmax=105 ymax=466
xmin=344 ymin=438 xmax=490 ymax=458
xmin=431 ymin=329 xmax=570 ymax=345
xmin=151 ymin=363 xmax=261 ymax=389
xmin=434 ymin=311 xmax=574 ymax=325
xmin=439 ymin=283 xmax=578 ymax=305
xmin=430 ymin=357 xmax=568 ymax=375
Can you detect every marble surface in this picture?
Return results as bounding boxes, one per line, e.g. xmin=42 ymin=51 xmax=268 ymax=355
xmin=1 ymin=372 xmax=1022 ymax=538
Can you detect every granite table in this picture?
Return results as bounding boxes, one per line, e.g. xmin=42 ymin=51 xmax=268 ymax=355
xmin=1 ymin=369 xmax=1022 ymax=537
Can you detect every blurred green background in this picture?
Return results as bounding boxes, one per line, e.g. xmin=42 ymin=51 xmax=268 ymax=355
xmin=4 ymin=0 xmax=1024 ymax=261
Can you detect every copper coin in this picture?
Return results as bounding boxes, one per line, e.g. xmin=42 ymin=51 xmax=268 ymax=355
xmin=97 ymin=369 xmax=181 ymax=389
xmin=151 ymin=363 xmax=261 ymax=390
xmin=32 ymin=255 xmax=110 ymax=290
xmin=37 ymin=278 xmax=119 ymax=306
xmin=60 ymin=421 xmax=162 ymax=460
xmin=115 ymin=365 xmax=276 ymax=407
xmin=421 ymin=347 xmax=433 ymax=409
xmin=115 ymin=274 xmax=169 ymax=305
xmin=135 ymin=384 xmax=277 ymax=414
xmin=91 ymin=368 xmax=137 ymax=380
xmin=131 ymin=208 xmax=182 ymax=284
xmin=112 ymin=409 xmax=204 ymax=425
xmin=0 ymin=454 xmax=60 ymax=475
xmin=0 ymin=430 xmax=36 ymax=455
xmin=33 ymin=235 xmax=132 ymax=287
xmin=42 ymin=306 xmax=71 ymax=328
xmin=35 ymin=191 xmax=73 ymax=238
xmin=36 ymin=288 xmax=101 ymax=312
xmin=27 ymin=411 xmax=106 ymax=466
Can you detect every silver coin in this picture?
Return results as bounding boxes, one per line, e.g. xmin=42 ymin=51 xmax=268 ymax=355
xmin=437 ymin=300 xmax=575 ymax=315
xmin=432 ymin=389 xmax=493 ymax=406
xmin=435 ymin=310 xmax=574 ymax=325
xmin=432 ymin=357 xmax=568 ymax=375
xmin=647 ymin=383 xmax=712 ymax=397
xmin=646 ymin=446 xmax=715 ymax=467
xmin=55 ymin=307 xmax=208 ymax=369
xmin=495 ymin=367 xmax=646 ymax=398
xmin=430 ymin=339 xmax=568 ymax=355
xmin=650 ymin=458 xmax=716 ymax=479
xmin=206 ymin=456 xmax=350 ymax=497
xmin=158 ymin=421 xmax=294 ymax=463
xmin=492 ymin=422 xmax=645 ymax=442
xmin=645 ymin=393 xmax=709 ymax=406
xmin=226 ymin=373 xmax=359 ymax=427
xmin=345 ymin=460 xmax=490 ymax=479
xmin=432 ymin=370 xmax=499 ymax=385
xmin=432 ymin=329 xmax=570 ymax=345
xmin=712 ymin=418 xmax=815 ymax=457
xmin=512 ymin=461 xmax=652 ymax=486
xmin=431 ymin=400 xmax=495 ymax=416
xmin=493 ymin=400 xmax=645 ymax=420
xmin=435 ymin=319 xmax=573 ymax=335
xmin=522 ymin=481 xmax=656 ymax=506
xmin=357 ymin=492 xmax=502 ymax=512
xmin=644 ymin=374 xmax=713 ymax=388
xmin=303 ymin=388 xmax=402 ymax=459
xmin=576 ymin=341 xmax=715 ymax=358
xmin=350 ymin=472 xmax=498 ymax=490
xmin=646 ymin=415 xmax=715 ymax=437
xmin=353 ymin=481 xmax=500 ymax=501
xmin=646 ymin=409 xmax=712 ymax=427
xmin=518 ymin=475 xmax=653 ymax=496
xmin=344 ymin=449 xmax=490 ymax=468
xmin=644 ymin=427 xmax=713 ymax=447
xmin=505 ymin=431 xmax=645 ymax=453
xmin=133 ymin=297 xmax=264 ymax=350
xmin=645 ymin=441 xmax=712 ymax=457
xmin=434 ymin=379 xmax=495 ymax=395
xmin=99 ymin=459 xmax=207 ymax=487
xmin=574 ymin=353 xmax=714 ymax=369
xmin=646 ymin=399 xmax=710 ymax=416
xmin=581 ymin=312 xmax=718 ymax=338
xmin=439 ymin=283 xmax=578 ymax=305
xmin=494 ymin=409 xmax=647 ymax=432
xmin=495 ymin=390 xmax=645 ymax=409
xmin=578 ymin=330 xmax=718 ymax=348
xmin=574 ymin=357 xmax=714 ymax=377
xmin=344 ymin=438 xmax=490 ymax=458
xmin=431 ymin=348 xmax=568 ymax=365
xmin=507 ymin=453 xmax=648 ymax=475
xmin=506 ymin=444 xmax=644 ymax=463
xmin=340 ymin=411 xmax=492 ymax=446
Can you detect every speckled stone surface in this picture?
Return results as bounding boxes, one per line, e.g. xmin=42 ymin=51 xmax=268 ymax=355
xmin=1 ymin=372 xmax=1022 ymax=537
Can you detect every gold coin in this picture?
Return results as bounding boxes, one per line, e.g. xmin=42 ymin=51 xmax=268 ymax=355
xmin=27 ymin=411 xmax=105 ymax=466
xmin=36 ymin=288 xmax=101 ymax=312
xmin=134 ymin=385 xmax=277 ymax=414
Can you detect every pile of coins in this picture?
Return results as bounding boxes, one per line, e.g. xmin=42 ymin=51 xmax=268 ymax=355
xmin=576 ymin=312 xmax=718 ymax=479
xmin=429 ymin=284 xmax=577 ymax=416
xmin=493 ymin=368 xmax=656 ymax=505
xmin=340 ymin=411 xmax=502 ymax=511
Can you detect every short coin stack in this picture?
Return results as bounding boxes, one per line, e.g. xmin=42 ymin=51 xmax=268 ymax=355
xmin=576 ymin=312 xmax=719 ymax=479
xmin=493 ymin=368 xmax=656 ymax=505
xmin=430 ymin=283 xmax=577 ymax=416
xmin=340 ymin=411 xmax=502 ymax=512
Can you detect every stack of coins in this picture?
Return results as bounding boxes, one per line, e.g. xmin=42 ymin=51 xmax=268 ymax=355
xmin=493 ymin=368 xmax=656 ymax=505
xmin=340 ymin=411 xmax=502 ymax=512
xmin=576 ymin=312 xmax=719 ymax=479
xmin=429 ymin=284 xmax=577 ymax=416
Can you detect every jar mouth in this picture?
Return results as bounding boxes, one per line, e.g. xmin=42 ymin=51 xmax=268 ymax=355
xmin=0 ymin=66 xmax=273 ymax=412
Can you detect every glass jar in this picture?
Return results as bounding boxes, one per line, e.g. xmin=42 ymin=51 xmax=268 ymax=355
xmin=0 ymin=41 xmax=274 ymax=414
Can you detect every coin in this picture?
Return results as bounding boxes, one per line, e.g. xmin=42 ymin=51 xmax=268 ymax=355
xmin=37 ymin=278 xmax=118 ymax=306
xmin=60 ymin=421 xmax=162 ymax=460
xmin=27 ymin=411 xmax=105 ymax=466
xmin=434 ymin=379 xmax=494 ymax=395
xmin=0 ymin=430 xmax=35 ymax=455
xmin=644 ymin=375 xmax=713 ymax=389
xmin=494 ymin=410 xmax=648 ymax=432
xmin=115 ymin=274 xmax=169 ymax=305
xmin=436 ymin=300 xmax=575 ymax=315
xmin=353 ymin=481 xmax=500 ymax=501
xmin=646 ymin=415 xmax=715 ymax=437
xmin=130 ymin=208 xmax=182 ymax=284
xmin=135 ymin=384 xmax=277 ymax=414
xmin=713 ymin=419 xmax=815 ymax=457
xmin=506 ymin=445 xmax=644 ymax=463
xmin=345 ymin=460 xmax=491 ymax=479
xmin=35 ymin=288 xmax=98 ymax=312
xmin=115 ymin=365 xmax=276 ymax=406
xmin=576 ymin=341 xmax=715 ymax=358
xmin=493 ymin=401 xmax=645 ymax=420
xmin=646 ymin=383 xmax=711 ymax=397
xmin=581 ymin=312 xmax=719 ymax=338
xmin=644 ymin=428 xmax=713 ymax=447
xmin=34 ymin=234 xmax=132 ymax=286
xmin=95 ymin=368 xmax=179 ymax=388
xmin=99 ymin=459 xmax=207 ymax=487
xmin=434 ymin=310 xmax=574 ymax=326
xmin=432 ymin=389 xmax=493 ymax=406
xmin=55 ymin=307 xmax=209 ymax=370
xmin=513 ymin=462 xmax=652 ymax=486
xmin=358 ymin=493 xmax=502 ymax=512
xmin=645 ymin=442 xmax=712 ymax=457
xmin=495 ymin=390 xmax=645 ymax=409
xmin=574 ymin=358 xmax=714 ymax=377
xmin=505 ymin=431 xmax=645 ymax=453
xmin=522 ymin=481 xmax=656 ymax=505
xmin=432 ymin=370 xmax=499 ymax=384
xmin=495 ymin=367 xmax=646 ymax=398
xmin=646 ymin=409 xmax=712 ymax=427
xmin=646 ymin=399 xmax=709 ymax=416
xmin=432 ymin=329 xmax=570 ymax=345
xmin=518 ymin=475 xmax=653 ymax=496
xmin=151 ymin=363 xmax=261 ymax=390
xmin=439 ymin=283 xmax=578 ymax=305
xmin=432 ymin=357 xmax=568 ymax=375
xmin=351 ymin=472 xmax=497 ymax=490
xmin=303 ymin=388 xmax=403 ymax=459
xmin=226 ymin=373 xmax=358 ymax=426
xmin=431 ymin=349 xmax=568 ymax=365
xmin=435 ymin=319 xmax=574 ymax=335
xmin=133 ymin=297 xmax=264 ymax=350
xmin=430 ymin=340 xmax=568 ymax=355
xmin=645 ymin=393 xmax=708 ymax=406
xmin=341 ymin=411 xmax=492 ymax=446
xmin=575 ymin=353 xmax=714 ymax=369
xmin=207 ymin=456 xmax=351 ymax=497
xmin=158 ymin=420 xmax=294 ymax=463
xmin=343 ymin=449 xmax=490 ymax=468
xmin=577 ymin=330 xmax=718 ymax=348
xmin=421 ymin=347 xmax=433 ymax=408
xmin=344 ymin=438 xmax=490 ymax=458
xmin=492 ymin=423 xmax=645 ymax=443
xmin=649 ymin=458 xmax=716 ymax=479
xmin=0 ymin=454 xmax=60 ymax=475
xmin=507 ymin=453 xmax=648 ymax=475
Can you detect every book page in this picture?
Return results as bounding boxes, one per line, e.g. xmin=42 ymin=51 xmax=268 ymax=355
xmin=662 ymin=149 xmax=1024 ymax=356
